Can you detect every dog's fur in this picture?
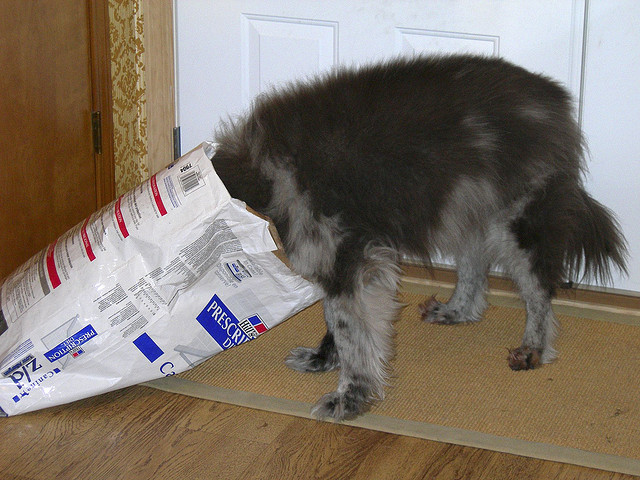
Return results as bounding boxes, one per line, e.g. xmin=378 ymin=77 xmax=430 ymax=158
xmin=211 ymin=55 xmax=628 ymax=420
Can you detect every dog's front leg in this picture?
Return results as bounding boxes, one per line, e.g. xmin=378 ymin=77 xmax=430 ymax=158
xmin=311 ymin=253 xmax=401 ymax=421
xmin=285 ymin=302 xmax=340 ymax=373
xmin=310 ymin=294 xmax=391 ymax=420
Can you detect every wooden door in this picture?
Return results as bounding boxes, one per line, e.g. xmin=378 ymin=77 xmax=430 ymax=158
xmin=0 ymin=0 xmax=114 ymax=280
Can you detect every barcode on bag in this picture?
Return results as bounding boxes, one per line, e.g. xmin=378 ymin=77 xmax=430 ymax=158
xmin=179 ymin=168 xmax=203 ymax=195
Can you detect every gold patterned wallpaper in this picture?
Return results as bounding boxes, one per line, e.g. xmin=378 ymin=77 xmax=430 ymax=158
xmin=109 ymin=0 xmax=149 ymax=196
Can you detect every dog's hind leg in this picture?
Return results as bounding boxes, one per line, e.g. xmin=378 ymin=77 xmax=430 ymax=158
xmin=506 ymin=263 xmax=558 ymax=370
xmin=420 ymin=237 xmax=489 ymax=325
xmin=310 ymin=246 xmax=401 ymax=421
xmin=499 ymin=232 xmax=559 ymax=370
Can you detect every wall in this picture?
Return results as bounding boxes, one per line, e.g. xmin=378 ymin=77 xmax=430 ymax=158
xmin=108 ymin=0 xmax=176 ymax=195
xmin=109 ymin=0 xmax=148 ymax=195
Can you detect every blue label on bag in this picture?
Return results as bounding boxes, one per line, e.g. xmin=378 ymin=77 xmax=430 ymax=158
xmin=44 ymin=325 xmax=97 ymax=362
xmin=196 ymin=294 xmax=251 ymax=350
xmin=133 ymin=333 xmax=164 ymax=363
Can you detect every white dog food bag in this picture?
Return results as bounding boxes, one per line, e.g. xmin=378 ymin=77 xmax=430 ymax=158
xmin=0 ymin=145 xmax=322 ymax=416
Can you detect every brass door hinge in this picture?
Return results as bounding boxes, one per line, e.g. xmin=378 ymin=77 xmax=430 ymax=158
xmin=173 ymin=126 xmax=181 ymax=160
xmin=91 ymin=111 xmax=102 ymax=155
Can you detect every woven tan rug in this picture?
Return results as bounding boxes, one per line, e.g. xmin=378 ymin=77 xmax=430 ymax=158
xmin=147 ymin=283 xmax=640 ymax=476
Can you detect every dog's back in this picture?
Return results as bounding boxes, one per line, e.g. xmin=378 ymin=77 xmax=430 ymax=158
xmin=213 ymin=55 xmax=627 ymax=420
xmin=216 ymin=56 xmax=583 ymax=263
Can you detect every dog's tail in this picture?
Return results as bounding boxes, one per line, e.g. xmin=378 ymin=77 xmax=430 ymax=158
xmin=565 ymin=187 xmax=628 ymax=285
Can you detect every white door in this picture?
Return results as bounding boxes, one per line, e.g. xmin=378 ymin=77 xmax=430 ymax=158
xmin=176 ymin=0 xmax=586 ymax=150
xmin=175 ymin=0 xmax=639 ymax=292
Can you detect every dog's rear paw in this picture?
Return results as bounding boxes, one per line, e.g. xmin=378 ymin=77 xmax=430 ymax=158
xmin=418 ymin=295 xmax=440 ymax=319
xmin=311 ymin=386 xmax=371 ymax=421
xmin=419 ymin=296 xmax=472 ymax=325
xmin=285 ymin=346 xmax=340 ymax=373
xmin=507 ymin=346 xmax=543 ymax=370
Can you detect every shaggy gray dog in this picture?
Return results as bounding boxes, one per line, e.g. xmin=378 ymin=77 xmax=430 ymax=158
xmin=211 ymin=55 xmax=627 ymax=421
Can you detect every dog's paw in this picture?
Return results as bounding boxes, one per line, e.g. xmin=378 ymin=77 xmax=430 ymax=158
xmin=419 ymin=296 xmax=469 ymax=325
xmin=418 ymin=295 xmax=440 ymax=319
xmin=311 ymin=386 xmax=371 ymax=421
xmin=507 ymin=346 xmax=543 ymax=370
xmin=285 ymin=346 xmax=340 ymax=373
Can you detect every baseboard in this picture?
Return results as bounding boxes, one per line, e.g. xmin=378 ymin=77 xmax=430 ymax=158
xmin=401 ymin=264 xmax=640 ymax=323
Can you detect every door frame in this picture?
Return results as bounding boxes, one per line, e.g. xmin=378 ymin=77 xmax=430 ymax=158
xmin=89 ymin=0 xmax=116 ymax=207
xmin=143 ymin=0 xmax=177 ymax=175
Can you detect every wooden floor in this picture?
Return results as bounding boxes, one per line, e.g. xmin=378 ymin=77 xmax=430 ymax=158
xmin=1 ymin=385 xmax=636 ymax=480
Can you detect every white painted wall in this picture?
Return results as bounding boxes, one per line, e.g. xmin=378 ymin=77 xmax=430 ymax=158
xmin=175 ymin=0 xmax=639 ymax=292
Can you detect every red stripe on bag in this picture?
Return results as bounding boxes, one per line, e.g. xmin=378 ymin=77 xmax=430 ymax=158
xmin=81 ymin=217 xmax=96 ymax=261
xmin=46 ymin=241 xmax=61 ymax=289
xmin=115 ymin=197 xmax=129 ymax=238
xmin=150 ymin=174 xmax=167 ymax=216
